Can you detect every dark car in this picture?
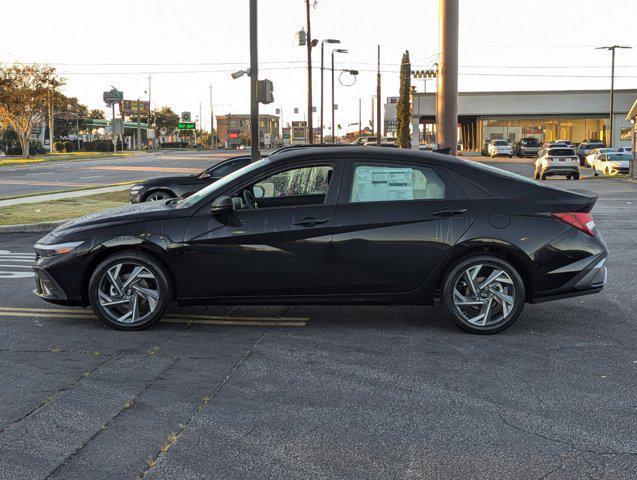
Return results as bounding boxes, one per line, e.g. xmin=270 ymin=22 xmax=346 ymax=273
xmin=33 ymin=147 xmax=607 ymax=334
xmin=514 ymin=138 xmax=540 ymax=158
xmin=129 ymin=155 xmax=251 ymax=203
xmin=576 ymin=141 xmax=605 ymax=166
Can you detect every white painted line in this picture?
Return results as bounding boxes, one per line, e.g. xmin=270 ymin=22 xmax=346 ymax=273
xmin=0 ymin=264 xmax=32 ymax=268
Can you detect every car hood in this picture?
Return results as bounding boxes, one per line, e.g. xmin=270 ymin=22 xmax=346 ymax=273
xmin=137 ymin=175 xmax=198 ymax=186
xmin=47 ymin=200 xmax=179 ymax=239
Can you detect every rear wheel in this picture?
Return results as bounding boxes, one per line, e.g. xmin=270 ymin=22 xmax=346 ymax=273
xmin=88 ymin=251 xmax=172 ymax=330
xmin=442 ymin=255 xmax=525 ymax=334
xmin=572 ymin=172 xmax=580 ymax=180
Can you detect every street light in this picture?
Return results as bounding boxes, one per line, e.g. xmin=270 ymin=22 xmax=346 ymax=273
xmin=331 ymin=48 xmax=348 ymax=143
xmin=320 ymin=39 xmax=341 ymax=143
xmin=596 ymin=45 xmax=632 ymax=147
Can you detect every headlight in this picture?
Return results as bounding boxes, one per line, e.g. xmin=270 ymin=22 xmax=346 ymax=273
xmin=130 ymin=185 xmax=143 ymax=193
xmin=34 ymin=241 xmax=85 ymax=257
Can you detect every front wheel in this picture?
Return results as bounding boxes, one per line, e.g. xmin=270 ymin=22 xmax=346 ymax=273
xmin=442 ymin=255 xmax=526 ymax=334
xmin=88 ymin=251 xmax=173 ymax=330
xmin=144 ymin=190 xmax=174 ymax=202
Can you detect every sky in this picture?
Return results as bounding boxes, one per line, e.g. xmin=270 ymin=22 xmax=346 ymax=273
xmin=1 ymin=0 xmax=636 ymax=134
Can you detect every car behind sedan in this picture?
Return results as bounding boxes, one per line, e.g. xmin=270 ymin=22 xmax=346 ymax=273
xmin=33 ymin=147 xmax=607 ymax=335
xmin=592 ymin=152 xmax=631 ymax=176
xmin=534 ymin=146 xmax=580 ymax=179
xmin=488 ymin=140 xmax=513 ymax=158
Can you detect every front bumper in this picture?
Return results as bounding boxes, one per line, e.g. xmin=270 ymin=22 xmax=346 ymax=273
xmin=33 ymin=267 xmax=71 ymax=304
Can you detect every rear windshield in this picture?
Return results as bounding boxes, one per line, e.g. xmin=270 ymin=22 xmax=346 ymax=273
xmin=521 ymin=139 xmax=539 ymax=146
xmin=548 ymin=148 xmax=576 ymax=156
xmin=494 ymin=140 xmax=508 ymax=146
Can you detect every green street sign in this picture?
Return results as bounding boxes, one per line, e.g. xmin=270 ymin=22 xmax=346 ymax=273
xmin=178 ymin=122 xmax=196 ymax=130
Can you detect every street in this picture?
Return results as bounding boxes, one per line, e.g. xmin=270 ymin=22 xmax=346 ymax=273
xmin=0 ymin=166 xmax=635 ymax=479
xmin=0 ymin=150 xmax=237 ymax=198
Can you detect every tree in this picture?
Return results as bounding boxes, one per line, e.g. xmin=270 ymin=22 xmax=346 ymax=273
xmin=88 ymin=109 xmax=105 ymax=119
xmin=0 ymin=64 xmax=63 ymax=157
xmin=152 ymin=106 xmax=179 ymax=137
xmin=46 ymin=93 xmax=88 ymax=139
xmin=396 ymin=50 xmax=412 ymax=148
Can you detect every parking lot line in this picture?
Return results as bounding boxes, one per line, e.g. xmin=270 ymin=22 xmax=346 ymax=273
xmin=0 ymin=307 xmax=308 ymax=327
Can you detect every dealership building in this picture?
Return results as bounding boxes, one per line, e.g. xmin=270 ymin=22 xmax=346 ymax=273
xmin=385 ymin=89 xmax=637 ymax=150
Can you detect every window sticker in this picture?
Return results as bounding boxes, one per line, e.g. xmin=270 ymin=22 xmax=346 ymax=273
xmin=353 ymin=166 xmax=414 ymax=202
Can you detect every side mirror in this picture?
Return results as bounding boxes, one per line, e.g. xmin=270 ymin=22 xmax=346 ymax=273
xmin=253 ymin=185 xmax=265 ymax=199
xmin=210 ymin=195 xmax=234 ymax=214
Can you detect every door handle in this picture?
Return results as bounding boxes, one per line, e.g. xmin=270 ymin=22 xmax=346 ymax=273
xmin=431 ymin=208 xmax=467 ymax=217
xmin=294 ymin=217 xmax=331 ymax=227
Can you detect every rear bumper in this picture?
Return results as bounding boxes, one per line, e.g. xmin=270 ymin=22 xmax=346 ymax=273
xmin=530 ymin=252 xmax=607 ymax=304
xmin=543 ymin=166 xmax=579 ymax=174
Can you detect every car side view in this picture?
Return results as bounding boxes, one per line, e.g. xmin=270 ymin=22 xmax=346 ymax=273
xmin=33 ymin=147 xmax=607 ymax=334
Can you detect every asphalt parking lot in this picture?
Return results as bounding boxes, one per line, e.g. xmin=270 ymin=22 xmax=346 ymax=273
xmin=0 ymin=163 xmax=635 ymax=479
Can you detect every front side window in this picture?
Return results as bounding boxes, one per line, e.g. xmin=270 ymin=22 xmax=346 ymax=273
xmin=349 ymin=164 xmax=445 ymax=203
xmin=255 ymin=165 xmax=332 ymax=199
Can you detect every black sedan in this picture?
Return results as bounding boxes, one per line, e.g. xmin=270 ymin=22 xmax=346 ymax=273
xmin=128 ymin=155 xmax=251 ymax=202
xmin=33 ymin=147 xmax=608 ymax=334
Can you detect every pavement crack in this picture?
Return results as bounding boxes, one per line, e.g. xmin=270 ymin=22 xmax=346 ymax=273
xmin=138 ymin=331 xmax=269 ymax=479
xmin=43 ymin=356 xmax=179 ymax=480
xmin=0 ymin=353 xmax=118 ymax=436
xmin=499 ymin=414 xmax=637 ymax=457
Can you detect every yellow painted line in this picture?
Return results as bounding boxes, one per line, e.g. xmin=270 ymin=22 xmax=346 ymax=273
xmin=163 ymin=318 xmax=306 ymax=327
xmin=166 ymin=312 xmax=309 ymax=323
xmin=0 ymin=311 xmax=95 ymax=319
xmin=0 ymin=180 xmax=88 ymax=187
xmin=0 ymin=306 xmax=90 ymax=313
xmin=88 ymin=166 xmax=200 ymax=173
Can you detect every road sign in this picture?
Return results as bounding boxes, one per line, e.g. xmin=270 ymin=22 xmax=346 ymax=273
xmin=112 ymin=118 xmax=124 ymax=135
xmin=181 ymin=112 xmax=191 ymax=121
xmin=103 ymin=89 xmax=124 ymax=105
xmin=120 ymin=100 xmax=150 ymax=116
xmin=178 ymin=122 xmax=196 ymax=130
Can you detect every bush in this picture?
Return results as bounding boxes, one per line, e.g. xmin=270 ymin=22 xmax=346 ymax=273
xmin=83 ymin=140 xmax=123 ymax=152
xmin=5 ymin=140 xmax=47 ymax=156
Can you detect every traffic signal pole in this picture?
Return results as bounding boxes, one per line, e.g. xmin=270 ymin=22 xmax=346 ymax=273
xmin=249 ymin=0 xmax=260 ymax=162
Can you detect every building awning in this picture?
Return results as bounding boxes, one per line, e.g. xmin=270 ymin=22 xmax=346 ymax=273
xmin=84 ymin=119 xmax=149 ymax=129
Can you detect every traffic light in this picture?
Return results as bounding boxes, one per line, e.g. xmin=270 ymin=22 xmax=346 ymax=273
xmin=257 ymin=79 xmax=274 ymax=104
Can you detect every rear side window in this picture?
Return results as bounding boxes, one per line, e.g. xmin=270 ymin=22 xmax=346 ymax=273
xmin=349 ymin=164 xmax=445 ymax=203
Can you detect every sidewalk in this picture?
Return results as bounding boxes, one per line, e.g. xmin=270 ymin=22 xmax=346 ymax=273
xmin=0 ymin=184 xmax=131 ymax=208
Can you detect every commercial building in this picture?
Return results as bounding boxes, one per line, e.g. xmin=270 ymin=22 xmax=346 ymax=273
xmin=385 ymin=89 xmax=637 ymax=150
xmin=216 ymin=114 xmax=280 ymax=148
xmin=626 ymin=99 xmax=637 ymax=179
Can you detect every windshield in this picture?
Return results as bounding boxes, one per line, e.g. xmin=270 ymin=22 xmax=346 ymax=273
xmin=608 ymin=153 xmax=630 ymax=161
xmin=521 ymin=139 xmax=539 ymax=146
xmin=588 ymin=143 xmax=605 ymax=149
xmin=548 ymin=148 xmax=576 ymax=156
xmin=176 ymin=158 xmax=269 ymax=208
xmin=494 ymin=140 xmax=508 ymax=146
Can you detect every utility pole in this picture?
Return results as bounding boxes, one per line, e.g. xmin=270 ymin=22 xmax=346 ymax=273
xmin=358 ymin=98 xmax=361 ymax=137
xmin=48 ymin=93 xmax=55 ymax=153
xmin=376 ymin=45 xmax=381 ymax=146
xmin=209 ymin=84 xmax=215 ymax=148
xmin=437 ymin=0 xmax=459 ymax=155
xmin=199 ymin=102 xmax=202 ymax=145
xmin=596 ymin=45 xmax=632 ymax=147
xmin=136 ymin=98 xmax=141 ymax=150
xmin=370 ymin=96 xmax=374 ymax=135
xmin=249 ymin=0 xmax=259 ymax=161
xmin=305 ymin=0 xmax=314 ymax=144
xmin=320 ymin=39 xmax=341 ymax=143
xmin=330 ymin=48 xmax=347 ymax=143
xmin=148 ymin=74 xmax=152 ymax=149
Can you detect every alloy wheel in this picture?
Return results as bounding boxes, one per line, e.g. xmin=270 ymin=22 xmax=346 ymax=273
xmin=97 ymin=262 xmax=160 ymax=324
xmin=451 ymin=264 xmax=516 ymax=327
xmin=146 ymin=192 xmax=171 ymax=202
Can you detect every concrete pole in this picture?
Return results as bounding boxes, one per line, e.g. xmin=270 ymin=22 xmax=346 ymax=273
xmin=305 ymin=0 xmax=314 ymax=144
xmin=436 ymin=0 xmax=459 ymax=155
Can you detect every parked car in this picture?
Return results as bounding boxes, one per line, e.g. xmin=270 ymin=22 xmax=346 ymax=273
xmin=33 ymin=147 xmax=607 ymax=334
xmin=514 ymin=138 xmax=540 ymax=157
xmin=534 ymin=146 xmax=580 ymax=179
xmin=576 ymin=141 xmax=605 ymax=166
xmin=364 ymin=141 xmax=398 ymax=147
xmin=129 ymin=155 xmax=251 ymax=203
xmin=585 ymin=148 xmax=617 ymax=168
xmin=592 ymin=152 xmax=631 ymax=176
xmin=488 ymin=140 xmax=513 ymax=158
xmin=554 ymin=139 xmax=573 ymax=148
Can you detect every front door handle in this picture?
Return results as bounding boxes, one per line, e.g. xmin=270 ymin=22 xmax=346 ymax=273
xmin=294 ymin=217 xmax=331 ymax=227
xmin=431 ymin=208 xmax=467 ymax=217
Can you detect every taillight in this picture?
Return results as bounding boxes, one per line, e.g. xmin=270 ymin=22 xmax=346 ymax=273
xmin=552 ymin=212 xmax=596 ymax=236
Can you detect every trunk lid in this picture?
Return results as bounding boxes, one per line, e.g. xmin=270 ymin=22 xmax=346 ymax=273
xmin=545 ymin=186 xmax=598 ymax=213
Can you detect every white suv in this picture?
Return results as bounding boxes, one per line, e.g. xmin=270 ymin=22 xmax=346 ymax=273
xmin=487 ymin=140 xmax=513 ymax=158
xmin=534 ymin=146 xmax=580 ymax=180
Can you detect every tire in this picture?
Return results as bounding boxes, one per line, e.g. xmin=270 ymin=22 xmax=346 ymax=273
xmin=88 ymin=251 xmax=173 ymax=330
xmin=533 ymin=169 xmax=539 ymax=180
xmin=442 ymin=255 xmax=526 ymax=334
xmin=143 ymin=190 xmax=174 ymax=202
xmin=540 ymin=170 xmax=547 ymax=180
xmin=509 ymin=154 xmax=513 ymax=158
xmin=605 ymin=168 xmax=610 ymax=176
xmin=572 ymin=172 xmax=580 ymax=180
xmin=594 ymin=169 xmax=599 ymax=176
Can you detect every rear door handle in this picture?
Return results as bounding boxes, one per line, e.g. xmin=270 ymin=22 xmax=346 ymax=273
xmin=294 ymin=217 xmax=331 ymax=227
xmin=431 ymin=208 xmax=467 ymax=217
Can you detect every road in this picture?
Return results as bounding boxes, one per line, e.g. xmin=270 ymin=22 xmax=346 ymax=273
xmin=0 ymin=150 xmax=238 ymax=198
xmin=0 ymin=166 xmax=635 ymax=478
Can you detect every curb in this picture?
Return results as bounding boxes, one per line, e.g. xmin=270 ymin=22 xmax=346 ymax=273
xmin=0 ymin=220 xmax=68 ymax=234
